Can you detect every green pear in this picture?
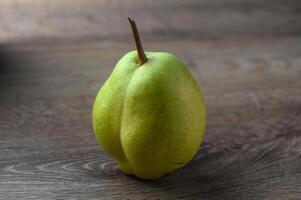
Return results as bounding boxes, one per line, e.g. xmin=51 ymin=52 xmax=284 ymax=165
xmin=92 ymin=18 xmax=206 ymax=180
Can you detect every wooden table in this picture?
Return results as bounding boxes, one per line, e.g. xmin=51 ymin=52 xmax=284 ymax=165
xmin=0 ymin=1 xmax=301 ymax=199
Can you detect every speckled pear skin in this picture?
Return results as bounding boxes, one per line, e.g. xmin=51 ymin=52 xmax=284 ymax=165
xmin=92 ymin=51 xmax=206 ymax=179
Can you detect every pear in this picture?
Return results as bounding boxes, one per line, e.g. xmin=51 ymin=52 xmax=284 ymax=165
xmin=92 ymin=18 xmax=206 ymax=180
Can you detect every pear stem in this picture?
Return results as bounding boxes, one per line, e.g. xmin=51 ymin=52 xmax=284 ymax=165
xmin=128 ymin=17 xmax=148 ymax=65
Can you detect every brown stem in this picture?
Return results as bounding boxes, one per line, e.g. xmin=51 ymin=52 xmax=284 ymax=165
xmin=128 ymin=17 xmax=148 ymax=65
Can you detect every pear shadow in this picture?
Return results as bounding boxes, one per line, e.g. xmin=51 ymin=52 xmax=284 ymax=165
xmin=86 ymin=145 xmax=252 ymax=200
xmin=129 ymin=151 xmax=241 ymax=199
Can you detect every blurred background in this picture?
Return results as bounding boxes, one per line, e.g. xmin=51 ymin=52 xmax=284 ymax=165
xmin=0 ymin=1 xmax=301 ymax=199
xmin=0 ymin=0 xmax=300 ymax=43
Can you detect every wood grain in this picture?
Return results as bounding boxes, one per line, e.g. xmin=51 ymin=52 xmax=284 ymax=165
xmin=0 ymin=35 xmax=301 ymax=199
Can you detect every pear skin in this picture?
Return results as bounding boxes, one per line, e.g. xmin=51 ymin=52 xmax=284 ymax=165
xmin=92 ymin=19 xmax=206 ymax=180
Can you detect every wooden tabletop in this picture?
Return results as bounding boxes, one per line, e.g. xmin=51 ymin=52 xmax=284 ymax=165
xmin=0 ymin=1 xmax=301 ymax=199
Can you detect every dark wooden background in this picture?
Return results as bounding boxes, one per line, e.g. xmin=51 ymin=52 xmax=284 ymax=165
xmin=0 ymin=0 xmax=301 ymax=199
